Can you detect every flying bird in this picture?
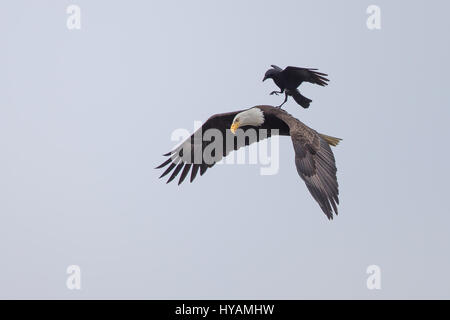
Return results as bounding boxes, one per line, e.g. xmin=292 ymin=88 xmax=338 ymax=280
xmin=156 ymin=105 xmax=341 ymax=219
xmin=262 ymin=65 xmax=329 ymax=109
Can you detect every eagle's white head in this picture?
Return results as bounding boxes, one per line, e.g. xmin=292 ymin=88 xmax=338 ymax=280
xmin=230 ymin=107 xmax=265 ymax=134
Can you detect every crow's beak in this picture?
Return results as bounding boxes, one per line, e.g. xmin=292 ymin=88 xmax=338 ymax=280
xmin=262 ymin=76 xmax=267 ymax=82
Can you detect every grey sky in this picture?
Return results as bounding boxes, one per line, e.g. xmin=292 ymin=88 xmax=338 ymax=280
xmin=0 ymin=0 xmax=449 ymax=299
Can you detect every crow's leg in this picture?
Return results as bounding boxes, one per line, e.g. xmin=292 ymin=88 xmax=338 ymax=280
xmin=270 ymin=90 xmax=283 ymax=96
xmin=277 ymin=93 xmax=288 ymax=108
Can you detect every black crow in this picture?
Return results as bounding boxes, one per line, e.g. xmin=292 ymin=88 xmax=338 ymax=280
xmin=262 ymin=65 xmax=329 ymax=109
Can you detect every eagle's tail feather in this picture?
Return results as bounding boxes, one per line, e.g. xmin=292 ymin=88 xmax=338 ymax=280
xmin=319 ymin=134 xmax=342 ymax=147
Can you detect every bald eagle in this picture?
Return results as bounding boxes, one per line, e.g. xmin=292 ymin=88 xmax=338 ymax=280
xmin=156 ymin=105 xmax=341 ymax=219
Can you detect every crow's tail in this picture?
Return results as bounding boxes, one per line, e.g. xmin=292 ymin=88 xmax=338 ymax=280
xmin=289 ymin=89 xmax=312 ymax=109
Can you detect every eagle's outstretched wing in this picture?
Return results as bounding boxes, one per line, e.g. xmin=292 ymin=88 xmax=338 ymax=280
xmin=281 ymin=66 xmax=330 ymax=87
xmin=156 ymin=109 xmax=288 ymax=185
xmin=281 ymin=112 xmax=340 ymax=219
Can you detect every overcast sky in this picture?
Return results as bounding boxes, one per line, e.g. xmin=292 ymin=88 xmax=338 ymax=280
xmin=1 ymin=0 xmax=449 ymax=299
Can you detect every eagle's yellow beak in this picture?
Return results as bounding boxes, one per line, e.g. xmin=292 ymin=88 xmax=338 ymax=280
xmin=230 ymin=121 xmax=240 ymax=134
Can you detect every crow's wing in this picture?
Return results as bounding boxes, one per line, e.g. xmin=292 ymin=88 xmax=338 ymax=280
xmin=281 ymin=66 xmax=329 ymax=87
xmin=270 ymin=64 xmax=283 ymax=72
